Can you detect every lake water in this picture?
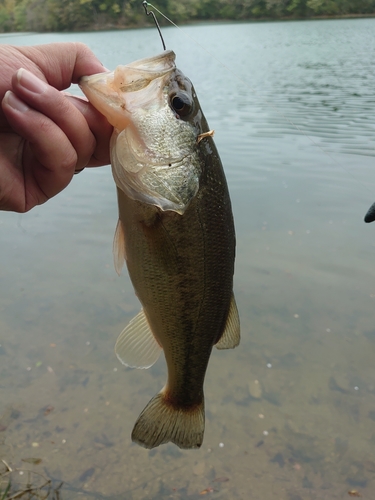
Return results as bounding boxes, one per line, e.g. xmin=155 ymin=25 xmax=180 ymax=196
xmin=1 ymin=17 xmax=375 ymax=500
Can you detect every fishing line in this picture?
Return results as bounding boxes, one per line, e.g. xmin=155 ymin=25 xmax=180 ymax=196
xmin=144 ymin=2 xmax=374 ymax=205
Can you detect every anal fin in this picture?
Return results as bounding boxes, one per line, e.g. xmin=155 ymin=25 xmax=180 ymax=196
xmin=115 ymin=309 xmax=162 ymax=369
xmin=215 ymin=293 xmax=240 ymax=350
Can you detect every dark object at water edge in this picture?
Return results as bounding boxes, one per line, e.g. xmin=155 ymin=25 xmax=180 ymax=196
xmin=364 ymin=202 xmax=375 ymax=223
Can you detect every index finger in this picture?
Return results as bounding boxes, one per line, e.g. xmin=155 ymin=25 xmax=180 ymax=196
xmin=66 ymin=95 xmax=112 ymax=167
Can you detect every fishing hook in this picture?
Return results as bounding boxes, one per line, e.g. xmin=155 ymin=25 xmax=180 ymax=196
xmin=143 ymin=1 xmax=166 ymax=51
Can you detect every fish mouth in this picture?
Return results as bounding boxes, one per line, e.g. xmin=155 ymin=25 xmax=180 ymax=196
xmin=79 ymin=51 xmax=176 ymax=129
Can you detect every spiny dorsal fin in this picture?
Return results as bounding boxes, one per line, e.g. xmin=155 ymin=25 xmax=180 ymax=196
xmin=113 ymin=218 xmax=126 ymax=275
xmin=215 ymin=294 xmax=240 ymax=350
xmin=115 ymin=309 xmax=162 ymax=369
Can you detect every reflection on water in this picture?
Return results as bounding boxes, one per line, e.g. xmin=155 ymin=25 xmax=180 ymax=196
xmin=1 ymin=18 xmax=375 ymax=499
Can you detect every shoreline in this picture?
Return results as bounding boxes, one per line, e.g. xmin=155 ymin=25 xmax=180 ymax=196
xmin=1 ymin=12 xmax=374 ymax=34
xmin=78 ymin=12 xmax=375 ymax=32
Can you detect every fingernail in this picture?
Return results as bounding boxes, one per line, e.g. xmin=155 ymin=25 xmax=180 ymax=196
xmin=17 ymin=68 xmax=49 ymax=94
xmin=3 ymin=90 xmax=29 ymax=112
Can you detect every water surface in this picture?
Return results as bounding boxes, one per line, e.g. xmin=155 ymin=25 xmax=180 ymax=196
xmin=1 ymin=18 xmax=375 ymax=499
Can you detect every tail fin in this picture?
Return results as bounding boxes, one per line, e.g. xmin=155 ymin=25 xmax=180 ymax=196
xmin=131 ymin=391 xmax=205 ymax=449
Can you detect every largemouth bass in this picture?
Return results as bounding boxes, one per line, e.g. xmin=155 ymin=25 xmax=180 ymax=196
xmin=79 ymin=50 xmax=240 ymax=449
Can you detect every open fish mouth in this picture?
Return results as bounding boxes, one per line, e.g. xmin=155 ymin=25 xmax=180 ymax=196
xmin=79 ymin=51 xmax=176 ymax=129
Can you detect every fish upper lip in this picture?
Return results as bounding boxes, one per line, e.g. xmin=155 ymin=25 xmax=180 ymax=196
xmin=124 ymin=50 xmax=176 ymax=72
xmin=79 ymin=71 xmax=111 ymax=85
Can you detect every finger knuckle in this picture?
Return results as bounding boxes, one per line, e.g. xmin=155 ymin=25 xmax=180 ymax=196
xmin=54 ymin=94 xmax=72 ymax=116
xmin=60 ymin=149 xmax=78 ymax=172
xmin=74 ymin=42 xmax=94 ymax=60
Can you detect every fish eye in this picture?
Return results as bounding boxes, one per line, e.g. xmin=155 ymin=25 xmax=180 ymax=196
xmin=170 ymin=93 xmax=192 ymax=117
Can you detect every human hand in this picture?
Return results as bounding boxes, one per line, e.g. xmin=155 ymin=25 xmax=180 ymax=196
xmin=0 ymin=42 xmax=113 ymax=212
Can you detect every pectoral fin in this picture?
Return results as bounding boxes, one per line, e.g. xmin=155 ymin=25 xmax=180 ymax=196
xmin=113 ymin=219 xmax=126 ymax=275
xmin=215 ymin=294 xmax=240 ymax=350
xmin=115 ymin=309 xmax=162 ymax=369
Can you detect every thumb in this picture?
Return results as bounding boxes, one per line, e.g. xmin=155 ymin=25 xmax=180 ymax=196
xmin=16 ymin=42 xmax=108 ymax=91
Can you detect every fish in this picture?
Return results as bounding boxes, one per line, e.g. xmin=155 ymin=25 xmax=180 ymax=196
xmin=79 ymin=50 xmax=240 ymax=449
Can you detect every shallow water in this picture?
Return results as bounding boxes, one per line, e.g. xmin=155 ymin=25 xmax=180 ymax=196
xmin=1 ymin=18 xmax=375 ymax=499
